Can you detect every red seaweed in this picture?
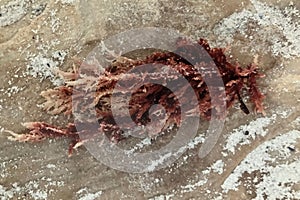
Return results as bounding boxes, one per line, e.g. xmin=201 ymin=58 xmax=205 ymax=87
xmin=7 ymin=38 xmax=265 ymax=155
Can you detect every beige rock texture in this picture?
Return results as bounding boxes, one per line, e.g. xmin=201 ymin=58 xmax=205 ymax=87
xmin=0 ymin=0 xmax=299 ymax=199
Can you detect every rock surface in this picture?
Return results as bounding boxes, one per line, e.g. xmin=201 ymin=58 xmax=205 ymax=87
xmin=0 ymin=0 xmax=299 ymax=199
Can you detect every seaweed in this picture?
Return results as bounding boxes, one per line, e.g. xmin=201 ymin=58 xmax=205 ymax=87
xmin=6 ymin=38 xmax=265 ymax=155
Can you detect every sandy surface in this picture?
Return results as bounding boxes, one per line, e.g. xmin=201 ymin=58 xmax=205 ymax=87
xmin=0 ymin=0 xmax=300 ymax=199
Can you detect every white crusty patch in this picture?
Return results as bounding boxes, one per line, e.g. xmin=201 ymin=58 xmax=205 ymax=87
xmin=26 ymin=46 xmax=67 ymax=86
xmin=60 ymin=0 xmax=77 ymax=4
xmin=222 ymin=130 xmax=300 ymax=199
xmin=76 ymin=188 xmax=103 ymax=200
xmin=0 ymin=178 xmax=64 ymax=200
xmin=213 ymin=0 xmax=300 ymax=59
xmin=0 ymin=0 xmax=28 ymax=27
xmin=224 ymin=114 xmax=276 ymax=154
xmin=210 ymin=160 xmax=225 ymax=175
xmin=254 ymin=159 xmax=300 ymax=200
xmin=180 ymin=178 xmax=208 ymax=194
